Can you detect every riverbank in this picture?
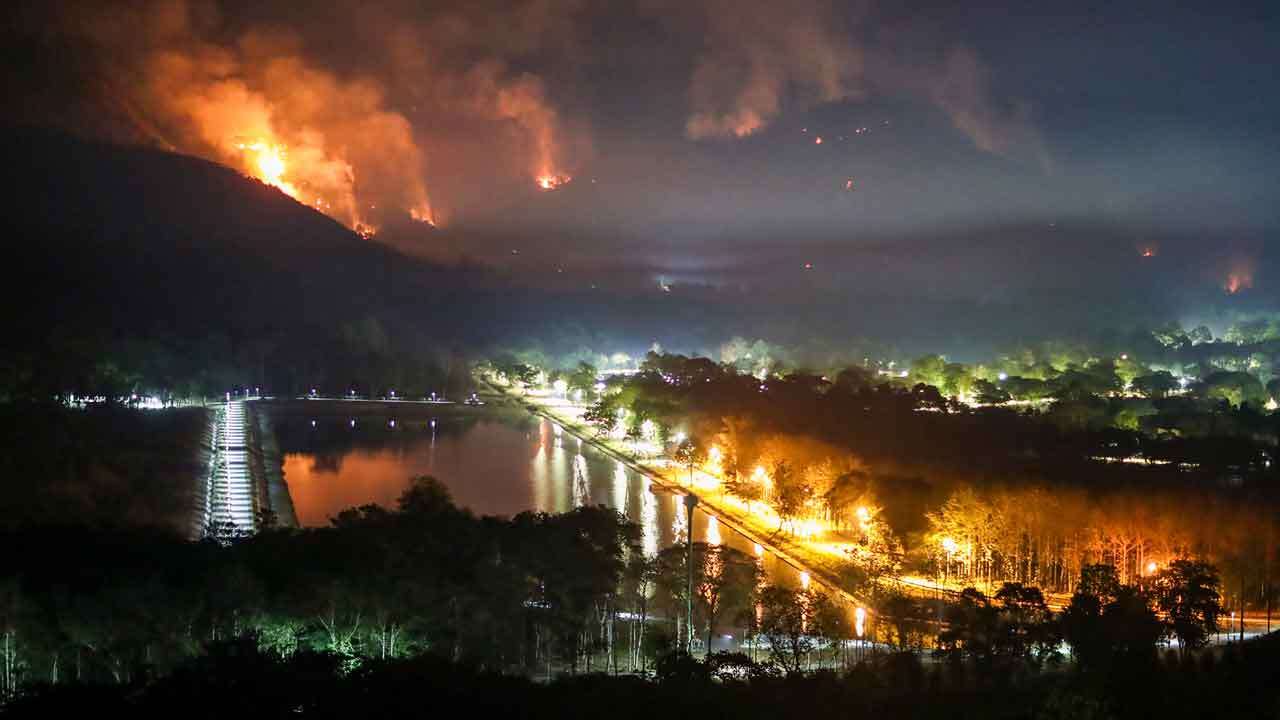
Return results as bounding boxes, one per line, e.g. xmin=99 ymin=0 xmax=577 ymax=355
xmin=481 ymin=384 xmax=875 ymax=609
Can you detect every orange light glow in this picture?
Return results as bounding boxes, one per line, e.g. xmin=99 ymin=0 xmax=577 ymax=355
xmin=814 ymin=136 xmax=823 ymax=145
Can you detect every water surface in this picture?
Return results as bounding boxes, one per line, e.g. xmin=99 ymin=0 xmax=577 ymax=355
xmin=271 ymin=403 xmax=805 ymax=588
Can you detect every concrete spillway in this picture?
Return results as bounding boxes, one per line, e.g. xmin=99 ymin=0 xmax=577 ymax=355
xmin=210 ymin=400 xmax=257 ymax=534
xmin=193 ymin=399 xmax=297 ymax=539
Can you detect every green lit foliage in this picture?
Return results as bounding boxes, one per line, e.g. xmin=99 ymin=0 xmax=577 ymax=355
xmin=909 ymin=354 xmax=947 ymax=390
xmin=582 ymin=396 xmax=620 ymax=435
xmin=1132 ymin=371 xmax=1179 ymax=399
xmin=1199 ymin=371 xmax=1266 ymax=408
xmin=972 ymin=378 xmax=1010 ymax=404
xmin=566 ymin=361 xmax=598 ymax=398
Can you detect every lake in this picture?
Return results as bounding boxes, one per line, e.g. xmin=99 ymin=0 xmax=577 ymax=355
xmin=267 ymin=401 xmax=807 ymax=590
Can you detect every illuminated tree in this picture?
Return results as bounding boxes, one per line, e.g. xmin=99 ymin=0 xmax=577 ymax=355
xmin=582 ymin=397 xmax=620 ymax=435
xmin=1062 ymin=565 xmax=1163 ymax=669
xmin=757 ymin=585 xmax=821 ymax=674
xmin=1003 ymin=376 xmax=1050 ymax=401
xmin=1199 ymin=371 xmax=1265 ymax=408
xmin=1154 ymin=559 xmax=1224 ymax=656
xmin=909 ymin=354 xmax=947 ymax=390
xmin=771 ymin=461 xmax=811 ymax=533
xmin=566 ymin=361 xmax=598 ymax=398
xmin=942 ymin=362 xmax=975 ymax=399
xmin=1132 ymin=371 xmax=1179 ymax=399
xmin=673 ymin=439 xmax=703 ymax=485
xmin=1224 ymin=319 xmax=1273 ymax=345
xmin=972 ymin=378 xmax=1009 ymax=404
xmin=1152 ymin=322 xmax=1190 ymax=349
xmin=657 ymin=543 xmax=761 ymax=656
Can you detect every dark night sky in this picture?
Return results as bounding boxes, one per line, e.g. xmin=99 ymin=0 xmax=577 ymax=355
xmin=6 ymin=0 xmax=1279 ymax=349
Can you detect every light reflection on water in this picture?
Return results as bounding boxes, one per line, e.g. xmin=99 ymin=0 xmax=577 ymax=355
xmin=275 ymin=410 xmax=804 ymax=588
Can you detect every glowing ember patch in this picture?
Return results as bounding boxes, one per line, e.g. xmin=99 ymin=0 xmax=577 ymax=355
xmin=814 ymin=136 xmax=823 ymax=144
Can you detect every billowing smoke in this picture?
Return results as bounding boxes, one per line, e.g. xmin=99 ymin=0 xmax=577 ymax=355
xmin=683 ymin=1 xmax=862 ymax=139
xmin=927 ymin=47 xmax=1052 ymax=171
xmin=144 ymin=34 xmax=433 ymax=233
xmin=13 ymin=0 xmax=1055 ymax=244
xmin=463 ymin=61 xmax=570 ymax=189
xmin=672 ymin=0 xmax=1049 ymax=168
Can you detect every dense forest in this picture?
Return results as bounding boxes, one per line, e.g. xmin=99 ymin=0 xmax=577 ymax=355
xmin=489 ymin=345 xmax=1280 ymax=612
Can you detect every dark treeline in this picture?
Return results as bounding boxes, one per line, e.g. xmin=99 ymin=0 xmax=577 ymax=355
xmin=6 ymin=585 xmax=1279 ymax=719
xmin=0 ymin=477 xmax=648 ymax=692
xmin=7 ymin=638 xmax=1280 ymax=719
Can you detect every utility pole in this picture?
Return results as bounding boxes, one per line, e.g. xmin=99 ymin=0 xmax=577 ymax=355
xmin=1241 ymin=573 xmax=1246 ymax=642
xmin=684 ymin=493 xmax=699 ymax=655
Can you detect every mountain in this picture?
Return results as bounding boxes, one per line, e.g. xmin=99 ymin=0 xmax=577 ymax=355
xmin=2 ymin=128 xmax=492 ymax=398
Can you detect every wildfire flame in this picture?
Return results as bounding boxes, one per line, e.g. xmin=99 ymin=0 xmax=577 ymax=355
xmin=1139 ymin=246 xmax=1157 ymax=258
xmin=536 ymin=173 xmax=571 ymax=191
xmin=1225 ymin=271 xmax=1252 ymax=294
xmin=409 ymin=206 xmax=436 ymax=226
xmin=237 ymin=141 xmax=299 ymax=199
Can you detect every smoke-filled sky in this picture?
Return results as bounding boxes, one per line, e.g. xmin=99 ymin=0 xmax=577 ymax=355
xmin=5 ymin=0 xmax=1278 ymax=342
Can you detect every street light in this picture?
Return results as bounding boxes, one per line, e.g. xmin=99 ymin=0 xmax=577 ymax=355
xmin=683 ymin=493 xmax=699 ymax=655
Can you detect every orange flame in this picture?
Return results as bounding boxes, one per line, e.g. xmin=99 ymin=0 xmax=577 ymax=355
xmin=237 ymin=140 xmax=300 ymax=199
xmin=1139 ymin=246 xmax=1157 ymax=258
xmin=1225 ymin=271 xmax=1253 ymax=294
xmin=536 ymin=173 xmax=571 ymax=191
xmin=409 ymin=205 xmax=435 ymax=226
